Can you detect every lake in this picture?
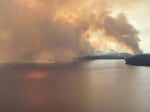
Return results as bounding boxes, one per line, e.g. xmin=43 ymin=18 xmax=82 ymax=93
xmin=0 ymin=60 xmax=150 ymax=112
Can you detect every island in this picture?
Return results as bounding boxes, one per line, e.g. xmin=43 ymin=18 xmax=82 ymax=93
xmin=125 ymin=54 xmax=150 ymax=66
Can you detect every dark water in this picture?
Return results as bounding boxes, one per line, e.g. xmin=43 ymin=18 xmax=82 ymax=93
xmin=0 ymin=60 xmax=150 ymax=112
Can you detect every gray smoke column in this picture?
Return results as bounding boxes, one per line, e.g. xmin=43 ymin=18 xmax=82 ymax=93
xmin=0 ymin=0 xmax=142 ymax=62
xmin=103 ymin=14 xmax=143 ymax=54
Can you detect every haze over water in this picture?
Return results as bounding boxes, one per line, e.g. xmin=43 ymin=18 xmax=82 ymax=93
xmin=0 ymin=60 xmax=150 ymax=112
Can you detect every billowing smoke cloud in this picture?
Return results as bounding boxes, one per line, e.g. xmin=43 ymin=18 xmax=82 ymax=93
xmin=0 ymin=0 xmax=142 ymax=62
xmin=103 ymin=14 xmax=142 ymax=54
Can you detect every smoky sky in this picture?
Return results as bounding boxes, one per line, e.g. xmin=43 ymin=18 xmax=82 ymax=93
xmin=0 ymin=0 xmax=142 ymax=62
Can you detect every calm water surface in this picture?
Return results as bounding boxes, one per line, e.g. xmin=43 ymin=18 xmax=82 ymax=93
xmin=0 ymin=60 xmax=150 ymax=112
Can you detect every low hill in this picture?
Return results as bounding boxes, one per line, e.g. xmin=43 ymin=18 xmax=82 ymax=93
xmin=125 ymin=54 xmax=150 ymax=66
xmin=78 ymin=53 xmax=133 ymax=60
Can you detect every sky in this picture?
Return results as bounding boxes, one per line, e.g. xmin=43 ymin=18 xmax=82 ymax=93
xmin=0 ymin=0 xmax=149 ymax=62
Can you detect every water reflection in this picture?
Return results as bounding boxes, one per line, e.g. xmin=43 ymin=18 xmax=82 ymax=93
xmin=0 ymin=60 xmax=150 ymax=112
xmin=26 ymin=71 xmax=48 ymax=79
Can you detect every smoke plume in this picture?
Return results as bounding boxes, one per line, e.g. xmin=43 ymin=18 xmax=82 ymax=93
xmin=0 ymin=0 xmax=142 ymax=62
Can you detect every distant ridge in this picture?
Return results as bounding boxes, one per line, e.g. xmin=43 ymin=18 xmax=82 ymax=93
xmin=78 ymin=52 xmax=133 ymax=60
xmin=125 ymin=54 xmax=150 ymax=66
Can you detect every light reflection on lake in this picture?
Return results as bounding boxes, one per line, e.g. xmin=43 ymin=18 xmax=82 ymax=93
xmin=0 ymin=60 xmax=150 ymax=112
